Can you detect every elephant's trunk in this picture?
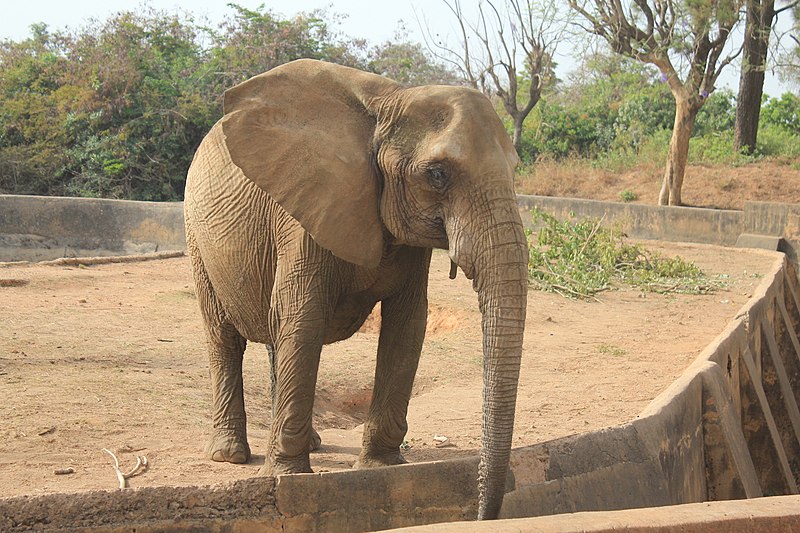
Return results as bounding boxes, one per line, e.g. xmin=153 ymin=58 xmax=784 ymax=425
xmin=449 ymin=190 xmax=528 ymax=520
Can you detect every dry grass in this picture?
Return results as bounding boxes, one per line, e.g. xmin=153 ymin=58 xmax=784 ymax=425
xmin=516 ymin=158 xmax=800 ymax=210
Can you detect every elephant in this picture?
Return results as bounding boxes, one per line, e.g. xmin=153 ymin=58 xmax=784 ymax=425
xmin=183 ymin=58 xmax=528 ymax=520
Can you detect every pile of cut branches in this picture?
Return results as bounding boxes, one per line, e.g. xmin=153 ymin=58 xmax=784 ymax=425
xmin=527 ymin=209 xmax=721 ymax=299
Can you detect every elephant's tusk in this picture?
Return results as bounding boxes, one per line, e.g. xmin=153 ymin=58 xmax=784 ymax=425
xmin=449 ymin=260 xmax=458 ymax=280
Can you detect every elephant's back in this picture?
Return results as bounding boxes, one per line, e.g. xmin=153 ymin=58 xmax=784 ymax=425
xmin=185 ymin=121 xmax=278 ymax=343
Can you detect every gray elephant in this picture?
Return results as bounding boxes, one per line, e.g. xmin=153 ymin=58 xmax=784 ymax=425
xmin=184 ymin=59 xmax=528 ymax=519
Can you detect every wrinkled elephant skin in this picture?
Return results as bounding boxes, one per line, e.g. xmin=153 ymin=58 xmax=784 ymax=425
xmin=184 ymin=59 xmax=528 ymax=519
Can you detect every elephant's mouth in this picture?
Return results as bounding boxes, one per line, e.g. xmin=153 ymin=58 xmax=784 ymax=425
xmin=449 ymin=251 xmax=475 ymax=281
xmin=425 ymin=216 xmax=449 ymax=250
xmin=433 ymin=216 xmax=446 ymax=237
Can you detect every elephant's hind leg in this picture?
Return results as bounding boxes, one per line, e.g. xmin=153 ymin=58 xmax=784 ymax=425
xmin=188 ymin=229 xmax=251 ymax=464
xmin=204 ymin=322 xmax=249 ymax=463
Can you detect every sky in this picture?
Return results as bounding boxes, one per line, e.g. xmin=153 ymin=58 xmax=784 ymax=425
xmin=1 ymin=0 xmax=439 ymax=45
xmin=1 ymin=0 xmax=795 ymax=97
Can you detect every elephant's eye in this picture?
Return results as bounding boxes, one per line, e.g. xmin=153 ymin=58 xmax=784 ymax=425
xmin=427 ymin=167 xmax=448 ymax=191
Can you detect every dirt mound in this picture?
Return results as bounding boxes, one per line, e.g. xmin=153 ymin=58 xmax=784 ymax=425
xmin=0 ymin=278 xmax=29 ymax=287
xmin=315 ymin=387 xmax=372 ymax=431
xmin=358 ymin=303 xmax=468 ymax=336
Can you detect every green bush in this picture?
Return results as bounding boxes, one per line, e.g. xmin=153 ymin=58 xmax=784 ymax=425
xmin=0 ymin=4 xmax=456 ymax=200
xmin=520 ymin=100 xmax=614 ymax=162
xmin=688 ymin=130 xmax=741 ymax=165
xmin=761 ymin=93 xmax=800 ymax=133
xmin=756 ymin=123 xmax=800 ymax=158
xmin=694 ymin=89 xmax=736 ymax=137
xmin=612 ymin=85 xmax=674 ymax=151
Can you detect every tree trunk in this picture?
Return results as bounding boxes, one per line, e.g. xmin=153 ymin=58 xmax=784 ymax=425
xmin=512 ymin=115 xmax=524 ymax=153
xmin=659 ymin=98 xmax=700 ymax=206
xmin=734 ymin=0 xmax=776 ymax=154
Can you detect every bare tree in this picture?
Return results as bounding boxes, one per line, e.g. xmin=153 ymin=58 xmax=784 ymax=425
xmin=784 ymin=3 xmax=800 ymax=78
xmin=734 ymin=0 xmax=798 ymax=154
xmin=424 ymin=0 xmax=566 ymax=151
xmin=570 ymin=1 xmax=742 ymax=206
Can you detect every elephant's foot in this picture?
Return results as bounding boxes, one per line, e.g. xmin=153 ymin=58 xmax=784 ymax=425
xmin=354 ymin=449 xmax=408 ymax=469
xmin=206 ymin=429 xmax=251 ymax=464
xmin=309 ymin=427 xmax=321 ymax=452
xmin=257 ymin=454 xmax=313 ymax=476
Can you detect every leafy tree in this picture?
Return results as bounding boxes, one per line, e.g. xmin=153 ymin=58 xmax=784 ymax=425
xmin=0 ymin=24 xmax=72 ymax=195
xmin=761 ymin=91 xmax=800 ymax=132
xmin=367 ymin=37 xmax=460 ymax=86
xmin=564 ymin=52 xmax=674 ymax=152
xmin=521 ymin=52 xmax=674 ymax=161
xmin=734 ymin=1 xmax=798 ymax=154
xmin=0 ymin=4 xmax=367 ymax=200
xmin=695 ymin=89 xmax=736 ymax=136
xmin=58 ymin=8 xmax=209 ymax=200
xmin=570 ymin=0 xmax=743 ymax=206
xmin=206 ymin=4 xmax=363 ymax=96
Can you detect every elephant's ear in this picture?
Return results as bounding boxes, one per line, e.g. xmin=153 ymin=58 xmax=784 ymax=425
xmin=221 ymin=59 xmax=398 ymax=268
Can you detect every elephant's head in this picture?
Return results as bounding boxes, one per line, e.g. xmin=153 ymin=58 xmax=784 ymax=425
xmin=221 ymin=59 xmax=528 ymax=520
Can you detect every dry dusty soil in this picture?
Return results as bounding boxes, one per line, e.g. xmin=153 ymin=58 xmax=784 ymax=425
xmin=0 ymin=245 xmax=781 ymax=498
xmin=518 ymin=160 xmax=800 ymax=210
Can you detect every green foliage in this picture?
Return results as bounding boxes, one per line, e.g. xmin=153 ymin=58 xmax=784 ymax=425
xmin=527 ymin=209 xmax=719 ymax=299
xmin=694 ymin=89 xmax=735 ymax=137
xmin=754 ymin=124 xmax=800 ymax=158
xmin=520 ymin=100 xmax=610 ymax=161
xmin=0 ymin=3 xmax=453 ymax=200
xmin=687 ymin=117 xmax=800 ymax=165
xmin=0 ymin=7 xmax=796 ymax=201
xmin=205 ymin=4 xmax=363 ymax=93
xmin=761 ymin=93 xmax=800 ymax=134
xmin=367 ymin=38 xmax=459 ymax=86
xmin=618 ymin=189 xmax=638 ymax=202
xmin=520 ymin=52 xmax=679 ymax=164
xmin=688 ymin=130 xmax=742 ymax=165
xmin=611 ymin=85 xmax=674 ymax=151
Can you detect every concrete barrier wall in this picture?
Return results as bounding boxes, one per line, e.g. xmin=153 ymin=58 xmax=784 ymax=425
xmin=1 ymin=193 xmax=798 ymax=261
xmin=3 ymin=194 xmax=800 ymax=531
xmin=517 ymin=195 xmax=745 ymax=246
xmin=394 ymin=495 xmax=800 ymax=532
xmin=0 ymin=195 xmax=185 ymax=261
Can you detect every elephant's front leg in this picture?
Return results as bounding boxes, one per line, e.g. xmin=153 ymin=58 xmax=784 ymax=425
xmin=357 ymin=249 xmax=431 ymax=468
xmin=267 ymin=343 xmax=322 ymax=452
xmin=258 ymin=246 xmax=335 ymax=476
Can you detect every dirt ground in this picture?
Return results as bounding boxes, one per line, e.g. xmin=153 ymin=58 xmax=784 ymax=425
xmin=518 ymin=159 xmax=800 ymax=210
xmin=0 ymin=245 xmax=780 ymax=499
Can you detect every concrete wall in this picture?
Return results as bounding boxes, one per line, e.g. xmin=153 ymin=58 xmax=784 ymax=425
xmin=0 ymin=195 xmax=185 ymax=261
xmin=1 ymin=193 xmax=798 ymax=262
xmin=394 ymin=495 xmax=800 ymax=532
xmin=3 ymin=194 xmax=800 ymax=531
xmin=517 ymin=195 xmax=745 ymax=246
